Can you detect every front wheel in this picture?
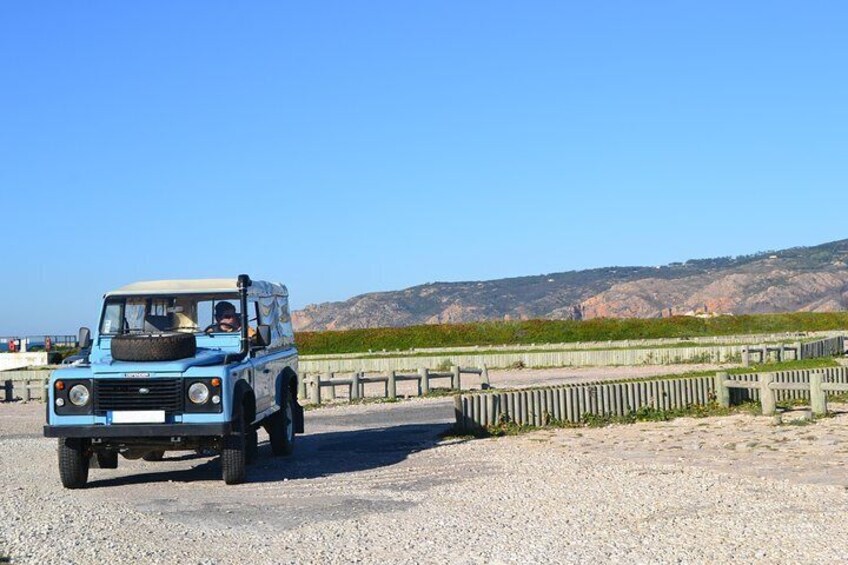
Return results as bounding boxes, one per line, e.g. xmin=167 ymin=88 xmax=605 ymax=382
xmin=58 ymin=438 xmax=90 ymax=489
xmin=221 ymin=409 xmax=247 ymax=485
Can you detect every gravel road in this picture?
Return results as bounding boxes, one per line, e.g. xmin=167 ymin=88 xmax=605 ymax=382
xmin=3 ymin=388 xmax=848 ymax=563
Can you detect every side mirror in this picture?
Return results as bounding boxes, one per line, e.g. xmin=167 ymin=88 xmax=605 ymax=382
xmin=78 ymin=327 xmax=91 ymax=349
xmin=257 ymin=325 xmax=271 ymax=347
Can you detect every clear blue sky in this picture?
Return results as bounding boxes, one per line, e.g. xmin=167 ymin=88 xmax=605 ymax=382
xmin=2 ymin=2 xmax=847 ymax=335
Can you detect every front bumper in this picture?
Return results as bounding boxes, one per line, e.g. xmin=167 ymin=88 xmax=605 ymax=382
xmin=43 ymin=422 xmax=232 ymax=438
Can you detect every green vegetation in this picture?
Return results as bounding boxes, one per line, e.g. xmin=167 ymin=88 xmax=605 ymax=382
xmin=295 ymin=312 xmax=848 ymax=355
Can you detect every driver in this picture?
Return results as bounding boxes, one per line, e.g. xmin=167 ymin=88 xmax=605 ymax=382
xmin=211 ymin=302 xmax=257 ymax=339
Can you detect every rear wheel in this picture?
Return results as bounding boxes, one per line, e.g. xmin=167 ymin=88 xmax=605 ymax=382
xmin=58 ymin=438 xmax=90 ymax=489
xmin=94 ymin=450 xmax=118 ymax=469
xmin=143 ymin=450 xmax=165 ymax=462
xmin=267 ymin=387 xmax=295 ymax=456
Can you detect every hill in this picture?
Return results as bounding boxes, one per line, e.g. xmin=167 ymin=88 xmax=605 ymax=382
xmin=293 ymin=239 xmax=848 ymax=331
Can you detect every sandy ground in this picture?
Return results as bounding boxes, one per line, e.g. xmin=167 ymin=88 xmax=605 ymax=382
xmin=3 ymin=385 xmax=848 ymax=563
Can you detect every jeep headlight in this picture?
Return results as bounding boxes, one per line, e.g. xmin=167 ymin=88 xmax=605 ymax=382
xmin=188 ymin=382 xmax=210 ymax=405
xmin=68 ymin=384 xmax=90 ymax=406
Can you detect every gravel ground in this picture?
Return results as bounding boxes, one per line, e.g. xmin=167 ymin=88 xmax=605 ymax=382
xmin=3 ymin=389 xmax=848 ymax=563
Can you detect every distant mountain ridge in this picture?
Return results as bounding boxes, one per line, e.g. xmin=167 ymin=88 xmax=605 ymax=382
xmin=292 ymin=239 xmax=848 ymax=331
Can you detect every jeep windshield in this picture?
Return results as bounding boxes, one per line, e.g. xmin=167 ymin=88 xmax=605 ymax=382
xmin=99 ymin=294 xmax=249 ymax=336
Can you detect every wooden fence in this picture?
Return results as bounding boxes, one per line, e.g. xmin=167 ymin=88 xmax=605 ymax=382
xmin=1 ymin=370 xmax=50 ymax=402
xmin=454 ymin=375 xmax=716 ymax=432
xmin=716 ymin=366 xmax=848 ymax=416
xmin=300 ymin=366 xmax=489 ymax=405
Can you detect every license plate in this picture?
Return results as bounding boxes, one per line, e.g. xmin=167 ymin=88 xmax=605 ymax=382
xmin=111 ymin=410 xmax=165 ymax=424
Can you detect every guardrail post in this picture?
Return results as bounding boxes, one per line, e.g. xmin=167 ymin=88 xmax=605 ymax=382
xmin=310 ymin=375 xmax=321 ymax=405
xmin=2 ymin=380 xmax=11 ymax=402
xmin=715 ymin=372 xmax=730 ymax=408
xmin=419 ymin=368 xmax=430 ymax=395
xmin=388 ymin=371 xmax=397 ymax=400
xmin=760 ymin=373 xmax=776 ymax=416
xmin=810 ymin=371 xmax=826 ymax=416
xmin=742 ymin=347 xmax=750 ymax=367
xmin=481 ymin=365 xmax=490 ymax=390
xmin=351 ymin=372 xmax=361 ymax=400
xmin=452 ymin=365 xmax=461 ymax=390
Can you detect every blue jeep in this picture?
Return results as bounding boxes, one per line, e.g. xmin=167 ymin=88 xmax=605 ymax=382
xmin=43 ymin=274 xmax=303 ymax=487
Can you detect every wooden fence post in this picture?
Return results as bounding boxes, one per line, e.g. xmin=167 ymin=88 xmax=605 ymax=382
xmin=310 ymin=375 xmax=321 ymax=405
xmin=760 ymin=373 xmax=776 ymax=416
xmin=715 ymin=372 xmax=730 ymax=408
xmin=452 ymin=365 xmax=461 ymax=390
xmin=298 ymin=373 xmax=307 ymax=400
xmin=419 ymin=368 xmax=430 ymax=395
xmin=810 ymin=371 xmax=827 ymax=416
xmin=327 ymin=372 xmax=336 ymax=400
xmin=388 ymin=371 xmax=397 ymax=400
xmin=351 ymin=372 xmax=361 ymax=400
xmin=454 ymin=395 xmax=464 ymax=432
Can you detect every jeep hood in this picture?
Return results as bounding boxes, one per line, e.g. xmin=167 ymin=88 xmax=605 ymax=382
xmin=90 ymin=348 xmax=230 ymax=375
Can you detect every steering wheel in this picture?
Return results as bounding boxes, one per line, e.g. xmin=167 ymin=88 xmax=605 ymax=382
xmin=204 ymin=322 xmax=235 ymax=334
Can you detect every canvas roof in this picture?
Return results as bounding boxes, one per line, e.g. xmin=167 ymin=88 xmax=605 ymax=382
xmin=105 ymin=278 xmax=287 ymax=298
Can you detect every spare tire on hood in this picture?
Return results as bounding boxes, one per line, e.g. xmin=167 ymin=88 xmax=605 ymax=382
xmin=111 ymin=332 xmax=197 ymax=362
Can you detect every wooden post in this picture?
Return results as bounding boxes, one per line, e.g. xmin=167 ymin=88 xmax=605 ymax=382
xmin=810 ymin=371 xmax=827 ymax=416
xmin=760 ymin=373 xmax=776 ymax=416
xmin=481 ymin=364 xmax=490 ymax=390
xmin=452 ymin=365 xmax=461 ymax=390
xmin=388 ymin=371 xmax=397 ymax=400
xmin=351 ymin=372 xmax=361 ymax=400
xmin=310 ymin=375 xmax=321 ymax=405
xmin=419 ymin=368 xmax=430 ymax=395
xmin=454 ymin=395 xmax=464 ymax=432
xmin=327 ymin=372 xmax=336 ymax=400
xmin=715 ymin=372 xmax=730 ymax=408
xmin=298 ymin=373 xmax=307 ymax=400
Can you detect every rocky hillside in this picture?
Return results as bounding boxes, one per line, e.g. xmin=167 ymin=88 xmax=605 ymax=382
xmin=293 ymin=239 xmax=848 ymax=331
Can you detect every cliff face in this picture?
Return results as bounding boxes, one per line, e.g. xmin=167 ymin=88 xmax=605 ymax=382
xmin=292 ymin=239 xmax=848 ymax=331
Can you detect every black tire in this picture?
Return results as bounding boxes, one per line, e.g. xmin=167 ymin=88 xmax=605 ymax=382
xmin=246 ymin=428 xmax=259 ymax=464
xmin=94 ymin=450 xmax=118 ymax=469
xmin=58 ymin=438 xmax=90 ymax=489
xmin=266 ymin=389 xmax=295 ymax=456
xmin=142 ymin=450 xmax=165 ymax=462
xmin=111 ymin=332 xmax=196 ymax=362
xmin=221 ymin=410 xmax=247 ymax=485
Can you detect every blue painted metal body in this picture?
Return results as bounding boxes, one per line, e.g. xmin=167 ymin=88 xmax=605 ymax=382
xmin=47 ymin=312 xmax=299 ymax=435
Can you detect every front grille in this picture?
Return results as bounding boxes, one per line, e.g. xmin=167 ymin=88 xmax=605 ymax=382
xmin=94 ymin=378 xmax=183 ymax=413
